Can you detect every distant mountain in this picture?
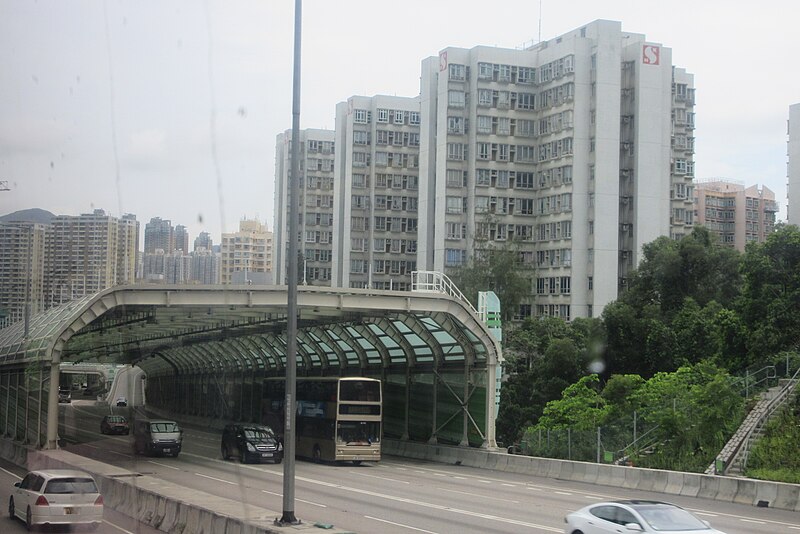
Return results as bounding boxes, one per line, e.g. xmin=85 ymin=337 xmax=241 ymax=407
xmin=0 ymin=208 xmax=56 ymax=224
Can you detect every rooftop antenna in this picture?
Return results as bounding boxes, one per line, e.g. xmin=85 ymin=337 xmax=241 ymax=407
xmin=538 ymin=0 xmax=543 ymax=43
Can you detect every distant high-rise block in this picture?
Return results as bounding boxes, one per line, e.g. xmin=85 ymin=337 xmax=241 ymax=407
xmin=0 ymin=222 xmax=47 ymax=323
xmin=144 ymin=217 xmax=174 ymax=254
xmin=788 ymin=104 xmax=800 ymax=225
xmin=694 ymin=180 xmax=777 ymax=251
xmin=220 ymin=219 xmax=272 ymax=285
xmin=274 ymin=129 xmax=335 ymax=286
xmin=174 ymin=225 xmax=189 ymax=254
xmin=44 ymin=210 xmax=139 ymax=307
xmin=333 ymin=96 xmax=421 ymax=291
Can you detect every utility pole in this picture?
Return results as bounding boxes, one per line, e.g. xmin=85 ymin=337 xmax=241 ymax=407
xmin=278 ymin=0 xmax=302 ymax=526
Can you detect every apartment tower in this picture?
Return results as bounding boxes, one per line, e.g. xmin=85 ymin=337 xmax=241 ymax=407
xmin=789 ymin=104 xmax=800 ymax=224
xmin=44 ymin=210 xmax=139 ymax=305
xmin=694 ymin=180 xmax=777 ymax=251
xmin=274 ymin=129 xmax=336 ymax=286
xmin=418 ymin=20 xmax=694 ymax=320
xmin=333 ymin=95 xmax=421 ymax=290
xmin=220 ymin=219 xmax=273 ymax=285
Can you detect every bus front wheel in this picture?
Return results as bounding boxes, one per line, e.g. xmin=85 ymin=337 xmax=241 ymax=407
xmin=312 ymin=445 xmax=322 ymax=463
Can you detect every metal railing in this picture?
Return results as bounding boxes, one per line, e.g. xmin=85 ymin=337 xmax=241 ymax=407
xmin=411 ymin=271 xmax=477 ymax=315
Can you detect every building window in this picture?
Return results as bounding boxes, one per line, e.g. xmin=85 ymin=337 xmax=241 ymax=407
xmin=447 ymin=169 xmax=466 ymax=187
xmin=477 ymin=89 xmax=492 ymax=107
xmin=449 ymin=63 xmax=466 ymax=81
xmin=446 ymin=196 xmax=464 ymax=214
xmin=353 ymin=109 xmax=369 ymax=124
xmin=476 ymin=142 xmax=490 ymax=161
xmin=393 ymin=110 xmax=405 ymax=124
xmin=377 ymin=109 xmax=389 ymax=123
xmin=447 ymin=143 xmax=466 ymax=161
xmin=445 ymin=248 xmax=466 ymax=266
xmin=353 ymin=130 xmax=369 ymax=145
xmin=476 ymin=115 xmax=492 ymax=134
xmin=448 ymin=90 xmax=466 ymax=108
xmin=409 ymin=111 xmax=420 ymax=125
xmin=448 ymin=116 xmax=465 ymax=134
xmin=517 ymin=67 xmax=535 ymax=84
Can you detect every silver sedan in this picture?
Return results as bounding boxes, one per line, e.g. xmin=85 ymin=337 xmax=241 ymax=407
xmin=564 ymin=500 xmax=726 ymax=534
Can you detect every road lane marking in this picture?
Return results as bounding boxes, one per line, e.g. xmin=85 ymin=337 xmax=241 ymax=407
xmin=350 ymin=471 xmax=410 ymax=484
xmin=502 ymin=483 xmax=515 ymax=487
xmin=0 ymin=466 xmax=21 ymax=479
xmin=365 ymin=515 xmax=439 ymax=533
xmin=437 ymin=487 xmax=519 ymax=503
xmin=103 ymin=520 xmax=135 ymax=533
xmin=555 ymin=491 xmax=572 ymax=496
xmin=149 ymin=461 xmax=181 ymax=471
xmin=183 ymin=453 xmax=800 ymax=531
xmin=260 ymin=490 xmax=326 ymax=507
xmin=694 ymin=512 xmax=717 ymax=517
xmin=292 ymin=475 xmax=562 ymax=532
xmin=740 ymin=519 xmax=766 ymax=524
xmin=194 ymin=473 xmax=236 ymax=485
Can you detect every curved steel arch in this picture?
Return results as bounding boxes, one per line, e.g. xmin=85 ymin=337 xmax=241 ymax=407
xmin=0 ymin=284 xmax=501 ymax=449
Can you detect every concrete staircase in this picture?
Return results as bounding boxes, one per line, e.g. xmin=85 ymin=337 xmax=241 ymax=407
xmin=706 ymin=376 xmax=799 ymax=476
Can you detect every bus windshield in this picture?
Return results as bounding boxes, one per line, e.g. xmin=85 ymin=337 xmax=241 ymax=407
xmin=339 ymin=380 xmax=381 ymax=402
xmin=337 ymin=421 xmax=381 ymax=444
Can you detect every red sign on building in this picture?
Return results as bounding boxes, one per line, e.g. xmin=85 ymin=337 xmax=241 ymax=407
xmin=643 ymin=45 xmax=660 ymax=65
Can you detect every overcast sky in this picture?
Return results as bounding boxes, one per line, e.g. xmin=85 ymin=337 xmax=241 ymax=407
xmin=1 ymin=0 xmax=798 ymax=246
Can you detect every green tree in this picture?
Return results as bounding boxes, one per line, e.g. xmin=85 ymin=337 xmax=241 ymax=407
xmin=623 ymin=226 xmax=742 ymax=319
xmin=449 ymin=236 xmax=532 ymax=322
xmin=739 ymin=224 xmax=800 ymax=358
xmin=630 ymin=362 xmax=743 ymax=471
xmin=536 ymin=375 xmax=610 ymax=430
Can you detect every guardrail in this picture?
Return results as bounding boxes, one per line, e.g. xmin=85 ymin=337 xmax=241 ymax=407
xmin=411 ymin=270 xmax=477 ymax=315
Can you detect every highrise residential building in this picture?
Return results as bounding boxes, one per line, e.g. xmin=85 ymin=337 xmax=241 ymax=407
xmin=220 ymin=219 xmax=272 ymax=285
xmin=417 ymin=19 xmax=694 ymax=320
xmin=693 ymin=180 xmax=777 ymax=251
xmin=0 ymin=222 xmax=47 ymax=323
xmin=274 ymin=129 xmax=335 ymax=286
xmin=174 ymin=225 xmax=189 ymax=253
xmin=189 ymin=248 xmax=219 ymax=284
xmin=194 ymin=231 xmax=213 ymax=252
xmin=44 ymin=210 xmax=139 ymax=305
xmin=788 ymin=104 xmax=800 ymax=225
xmin=143 ymin=217 xmax=174 ymax=254
xmin=332 ymin=95 xmax=421 ymax=290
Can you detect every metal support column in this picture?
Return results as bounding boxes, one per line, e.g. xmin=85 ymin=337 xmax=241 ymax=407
xmin=459 ymin=365 xmax=469 ymax=447
xmin=427 ymin=372 xmax=438 ymax=444
xmin=46 ymin=362 xmax=60 ymax=449
xmin=401 ymin=368 xmax=410 ymax=440
xmin=483 ymin=362 xmax=497 ymax=448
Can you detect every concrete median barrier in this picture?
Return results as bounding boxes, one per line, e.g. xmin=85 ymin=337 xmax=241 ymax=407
xmin=381 ymin=439 xmax=800 ymax=512
xmin=773 ymin=482 xmax=800 ymax=511
xmin=24 ymin=448 xmax=356 ymax=534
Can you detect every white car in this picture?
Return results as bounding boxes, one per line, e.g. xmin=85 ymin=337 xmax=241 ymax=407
xmin=8 ymin=469 xmax=103 ymax=530
xmin=564 ymin=500 xmax=726 ymax=534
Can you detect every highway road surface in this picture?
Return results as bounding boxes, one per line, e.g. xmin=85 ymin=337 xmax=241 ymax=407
xmin=3 ymin=399 xmax=791 ymax=533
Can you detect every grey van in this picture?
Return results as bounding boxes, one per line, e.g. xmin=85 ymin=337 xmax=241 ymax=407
xmin=133 ymin=419 xmax=183 ymax=457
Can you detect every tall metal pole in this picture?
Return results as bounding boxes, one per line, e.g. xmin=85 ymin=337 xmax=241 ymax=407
xmin=280 ymin=0 xmax=302 ymax=525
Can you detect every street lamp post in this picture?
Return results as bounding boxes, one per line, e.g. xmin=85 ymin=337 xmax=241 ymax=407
xmin=279 ymin=0 xmax=302 ymax=526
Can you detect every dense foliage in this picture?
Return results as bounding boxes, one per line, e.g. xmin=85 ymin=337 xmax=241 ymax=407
xmin=493 ymin=225 xmax=800 ymax=474
xmin=747 ymin=391 xmax=800 ymax=483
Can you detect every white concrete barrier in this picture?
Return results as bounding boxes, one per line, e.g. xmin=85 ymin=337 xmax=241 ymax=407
xmin=382 ymin=439 xmax=800 ymax=512
xmin=24 ymin=448 xmax=355 ymax=534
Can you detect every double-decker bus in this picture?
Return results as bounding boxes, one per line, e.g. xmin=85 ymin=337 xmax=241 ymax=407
xmin=263 ymin=376 xmax=381 ymax=464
